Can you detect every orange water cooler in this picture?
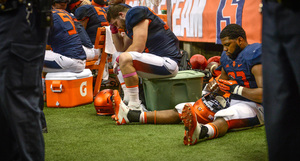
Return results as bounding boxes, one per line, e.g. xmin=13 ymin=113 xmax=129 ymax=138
xmin=45 ymin=69 xmax=93 ymax=108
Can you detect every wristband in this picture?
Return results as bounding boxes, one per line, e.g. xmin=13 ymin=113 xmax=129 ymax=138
xmin=233 ymin=85 xmax=243 ymax=95
xmin=210 ymin=64 xmax=218 ymax=73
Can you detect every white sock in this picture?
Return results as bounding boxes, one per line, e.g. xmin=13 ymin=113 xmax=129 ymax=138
xmin=121 ymin=84 xmax=129 ymax=103
xmin=205 ymin=124 xmax=216 ymax=139
xmin=127 ymin=86 xmax=139 ymax=107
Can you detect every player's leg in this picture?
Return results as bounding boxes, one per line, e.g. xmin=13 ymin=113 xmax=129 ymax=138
xmin=132 ymin=109 xmax=182 ymax=124
xmin=182 ymin=100 xmax=263 ymax=145
xmin=112 ymin=90 xmax=182 ymax=125
xmin=182 ymin=103 xmax=224 ymax=145
xmin=82 ymin=45 xmax=98 ymax=61
xmin=118 ymin=52 xmax=178 ymax=111
xmin=112 ymin=52 xmax=130 ymax=104
xmin=43 ymin=50 xmax=85 ymax=73
xmin=118 ymin=52 xmax=140 ymax=110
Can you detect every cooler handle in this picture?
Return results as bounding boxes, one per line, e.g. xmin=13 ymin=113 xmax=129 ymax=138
xmin=50 ymin=80 xmax=62 ymax=93
xmin=51 ymin=84 xmax=62 ymax=93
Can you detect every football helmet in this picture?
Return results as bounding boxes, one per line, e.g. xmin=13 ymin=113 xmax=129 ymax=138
xmin=94 ymin=89 xmax=114 ymax=115
xmin=207 ymin=56 xmax=221 ymax=64
xmin=190 ymin=54 xmax=208 ymax=70
xmin=192 ymin=93 xmax=230 ymax=124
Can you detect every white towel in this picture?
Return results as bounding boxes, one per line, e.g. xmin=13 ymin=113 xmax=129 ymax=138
xmin=104 ymin=26 xmax=117 ymax=55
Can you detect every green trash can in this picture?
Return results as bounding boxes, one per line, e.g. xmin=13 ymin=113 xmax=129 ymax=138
xmin=142 ymin=70 xmax=205 ymax=111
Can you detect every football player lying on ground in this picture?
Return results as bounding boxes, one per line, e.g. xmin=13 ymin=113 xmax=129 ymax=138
xmin=112 ymin=24 xmax=264 ymax=146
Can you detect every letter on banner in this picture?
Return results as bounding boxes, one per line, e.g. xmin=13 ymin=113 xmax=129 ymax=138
xmin=188 ymin=0 xmax=206 ymax=38
xmin=180 ymin=0 xmax=192 ymax=36
xmin=172 ymin=0 xmax=185 ymax=36
xmin=172 ymin=0 xmax=206 ymax=38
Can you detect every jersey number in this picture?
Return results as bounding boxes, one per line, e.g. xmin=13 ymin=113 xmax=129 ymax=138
xmin=95 ymin=7 xmax=109 ymax=26
xmin=57 ymin=13 xmax=77 ymax=36
xmin=228 ymin=71 xmax=250 ymax=88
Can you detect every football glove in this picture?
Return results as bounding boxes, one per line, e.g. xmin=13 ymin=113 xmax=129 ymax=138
xmin=218 ymin=79 xmax=244 ymax=95
xmin=203 ymin=78 xmax=219 ymax=93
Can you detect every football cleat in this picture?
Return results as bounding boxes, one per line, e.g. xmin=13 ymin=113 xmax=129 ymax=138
xmin=111 ymin=114 xmax=116 ymax=121
xmin=112 ymin=90 xmax=130 ymax=125
xmin=182 ymin=103 xmax=202 ymax=145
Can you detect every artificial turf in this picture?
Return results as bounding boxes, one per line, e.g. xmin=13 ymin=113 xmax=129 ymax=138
xmin=43 ymin=103 xmax=268 ymax=161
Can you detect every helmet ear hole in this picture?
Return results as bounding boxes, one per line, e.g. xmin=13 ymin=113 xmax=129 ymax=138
xmin=94 ymin=89 xmax=114 ymax=116
xmin=106 ymin=97 xmax=110 ymax=104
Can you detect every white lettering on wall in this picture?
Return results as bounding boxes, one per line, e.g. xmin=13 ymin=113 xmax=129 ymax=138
xmin=180 ymin=0 xmax=192 ymax=36
xmin=188 ymin=0 xmax=206 ymax=38
xmin=172 ymin=0 xmax=207 ymax=38
xmin=172 ymin=0 xmax=185 ymax=36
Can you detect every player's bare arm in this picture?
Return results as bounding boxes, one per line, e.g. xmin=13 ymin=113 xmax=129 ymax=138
xmin=125 ymin=19 xmax=149 ymax=52
xmin=240 ymin=64 xmax=263 ymax=103
xmin=111 ymin=31 xmax=132 ymax=52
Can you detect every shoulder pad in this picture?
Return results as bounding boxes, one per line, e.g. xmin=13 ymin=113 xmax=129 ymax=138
xmin=74 ymin=5 xmax=89 ymax=20
xmin=126 ymin=6 xmax=148 ymax=29
xmin=244 ymin=43 xmax=262 ymax=66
